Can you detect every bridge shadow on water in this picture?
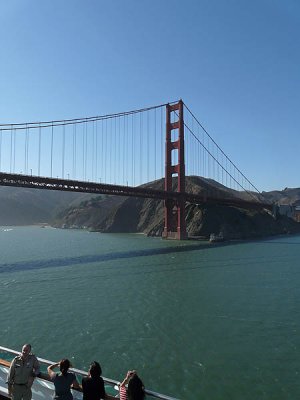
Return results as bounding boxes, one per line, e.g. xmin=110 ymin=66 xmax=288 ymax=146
xmin=1 ymin=236 xmax=299 ymax=275
xmin=0 ymin=241 xmax=232 ymax=275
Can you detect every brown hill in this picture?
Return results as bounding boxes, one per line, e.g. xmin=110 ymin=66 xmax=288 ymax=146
xmin=1 ymin=178 xmax=298 ymax=239
xmin=262 ymin=187 xmax=300 ymax=206
xmin=0 ymin=186 xmax=96 ymax=226
xmin=52 ymin=177 xmax=300 ymax=240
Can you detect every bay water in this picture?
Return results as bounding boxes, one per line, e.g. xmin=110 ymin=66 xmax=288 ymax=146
xmin=1 ymin=226 xmax=300 ymax=399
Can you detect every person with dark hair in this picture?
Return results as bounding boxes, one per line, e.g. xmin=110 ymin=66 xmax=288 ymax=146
xmin=81 ymin=361 xmax=114 ymax=400
xmin=47 ymin=359 xmax=80 ymax=400
xmin=7 ymin=343 xmax=40 ymax=400
xmin=119 ymin=370 xmax=145 ymax=400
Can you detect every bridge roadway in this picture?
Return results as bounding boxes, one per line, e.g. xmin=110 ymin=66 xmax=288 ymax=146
xmin=0 ymin=172 xmax=273 ymax=212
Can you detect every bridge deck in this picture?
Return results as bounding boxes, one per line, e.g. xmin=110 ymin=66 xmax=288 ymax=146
xmin=0 ymin=172 xmax=273 ymax=212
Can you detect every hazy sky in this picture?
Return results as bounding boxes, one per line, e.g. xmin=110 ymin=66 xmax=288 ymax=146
xmin=0 ymin=0 xmax=299 ymax=191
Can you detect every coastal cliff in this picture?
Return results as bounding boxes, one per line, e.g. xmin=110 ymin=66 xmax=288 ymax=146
xmin=50 ymin=177 xmax=300 ymax=240
xmin=0 ymin=179 xmax=299 ymax=239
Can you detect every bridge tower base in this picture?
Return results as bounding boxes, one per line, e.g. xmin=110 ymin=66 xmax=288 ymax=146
xmin=162 ymin=100 xmax=188 ymax=240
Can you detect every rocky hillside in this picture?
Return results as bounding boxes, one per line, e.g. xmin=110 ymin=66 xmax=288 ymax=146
xmin=52 ymin=195 xmax=123 ymax=229
xmin=1 ymin=179 xmax=300 ymax=239
xmin=51 ymin=177 xmax=300 ymax=240
xmin=0 ymin=186 xmax=96 ymax=226
xmin=262 ymin=187 xmax=300 ymax=205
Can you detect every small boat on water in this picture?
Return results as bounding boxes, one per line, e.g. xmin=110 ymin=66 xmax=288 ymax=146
xmin=0 ymin=346 xmax=179 ymax=400
xmin=209 ymin=232 xmax=224 ymax=243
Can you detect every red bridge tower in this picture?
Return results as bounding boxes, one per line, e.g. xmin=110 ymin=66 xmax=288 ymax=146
xmin=162 ymin=100 xmax=187 ymax=240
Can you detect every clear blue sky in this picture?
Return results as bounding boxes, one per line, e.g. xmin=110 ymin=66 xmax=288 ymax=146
xmin=0 ymin=0 xmax=299 ymax=191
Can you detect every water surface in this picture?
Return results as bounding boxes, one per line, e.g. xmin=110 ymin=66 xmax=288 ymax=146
xmin=1 ymin=226 xmax=300 ymax=399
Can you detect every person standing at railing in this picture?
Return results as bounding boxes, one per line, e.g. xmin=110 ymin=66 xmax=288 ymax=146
xmin=81 ymin=361 xmax=114 ymax=400
xmin=6 ymin=343 xmax=40 ymax=400
xmin=47 ymin=359 xmax=80 ymax=400
xmin=119 ymin=370 xmax=145 ymax=400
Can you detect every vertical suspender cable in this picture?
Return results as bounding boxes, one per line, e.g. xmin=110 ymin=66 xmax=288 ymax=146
xmin=193 ymin=115 xmax=195 ymax=176
xmin=154 ymin=108 xmax=156 ymax=180
xmin=74 ymin=123 xmax=77 ymax=180
xmin=124 ymin=116 xmax=130 ymax=186
xmin=132 ymin=113 xmax=135 ymax=186
xmin=85 ymin=119 xmax=88 ymax=181
xmin=9 ymin=126 xmax=12 ymax=173
xmin=82 ymin=121 xmax=85 ymax=181
xmin=128 ymin=114 xmax=130 ymax=185
xmin=51 ymin=123 xmax=53 ymax=178
xmin=27 ymin=127 xmax=30 ymax=175
xmin=62 ymin=123 xmax=65 ymax=179
xmin=72 ymin=124 xmax=75 ymax=179
xmin=25 ymin=125 xmax=28 ymax=174
xmin=24 ymin=125 xmax=27 ymax=174
xmin=99 ymin=119 xmax=104 ymax=182
xmin=147 ymin=110 xmax=149 ymax=183
xmin=0 ymin=129 xmax=2 ymax=172
xmin=202 ymin=128 xmax=205 ymax=178
xmin=38 ymin=125 xmax=41 ymax=176
xmin=126 ymin=114 xmax=130 ymax=185
xmin=13 ymin=129 xmax=16 ymax=173
xmin=109 ymin=118 xmax=112 ymax=183
xmin=127 ymin=115 xmax=130 ymax=185
xmin=101 ymin=119 xmax=104 ymax=183
xmin=214 ymin=148 xmax=219 ymax=181
xmin=222 ymin=152 xmax=224 ymax=186
xmin=91 ymin=121 xmax=94 ymax=181
xmin=114 ymin=117 xmax=117 ymax=184
xmin=161 ymin=106 xmax=164 ymax=180
xmin=140 ymin=112 xmax=142 ymax=185
xmin=198 ymin=121 xmax=200 ymax=177
xmin=123 ymin=115 xmax=125 ymax=185
xmin=95 ymin=120 xmax=98 ymax=182
xmin=208 ymin=139 xmax=211 ymax=181
xmin=104 ymin=119 xmax=107 ymax=183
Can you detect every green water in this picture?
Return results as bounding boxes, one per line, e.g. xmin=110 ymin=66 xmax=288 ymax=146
xmin=1 ymin=226 xmax=300 ymax=399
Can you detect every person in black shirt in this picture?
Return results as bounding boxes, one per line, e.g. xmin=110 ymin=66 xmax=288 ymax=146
xmin=81 ymin=361 xmax=114 ymax=400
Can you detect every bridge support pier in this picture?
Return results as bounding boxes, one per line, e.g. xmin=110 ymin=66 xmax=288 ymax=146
xmin=162 ymin=100 xmax=188 ymax=240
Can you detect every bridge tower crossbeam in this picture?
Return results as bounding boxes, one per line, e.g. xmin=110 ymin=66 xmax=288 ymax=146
xmin=162 ymin=100 xmax=187 ymax=240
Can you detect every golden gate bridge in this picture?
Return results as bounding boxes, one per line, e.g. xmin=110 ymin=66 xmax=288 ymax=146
xmin=0 ymin=100 xmax=272 ymax=239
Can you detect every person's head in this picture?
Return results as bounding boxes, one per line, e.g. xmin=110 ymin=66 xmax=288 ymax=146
xmin=59 ymin=359 xmax=71 ymax=376
xmin=21 ymin=344 xmax=31 ymax=359
xmin=89 ymin=361 xmax=102 ymax=379
xmin=127 ymin=374 xmax=145 ymax=400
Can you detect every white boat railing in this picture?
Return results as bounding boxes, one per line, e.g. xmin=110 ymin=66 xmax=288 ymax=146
xmin=0 ymin=346 xmax=180 ymax=400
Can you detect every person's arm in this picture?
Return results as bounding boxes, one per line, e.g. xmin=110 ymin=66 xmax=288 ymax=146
xmin=6 ymin=358 xmax=16 ymax=397
xmin=33 ymin=355 xmax=41 ymax=377
xmin=119 ymin=371 xmax=136 ymax=400
xmin=120 ymin=370 xmax=136 ymax=387
xmin=26 ymin=356 xmax=40 ymax=388
xmin=71 ymin=376 xmax=80 ymax=390
xmin=47 ymin=362 xmax=59 ymax=379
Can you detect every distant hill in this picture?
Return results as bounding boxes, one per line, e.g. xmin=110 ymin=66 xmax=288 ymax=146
xmin=261 ymin=187 xmax=300 ymax=205
xmin=50 ymin=177 xmax=300 ymax=240
xmin=0 ymin=186 xmax=96 ymax=226
xmin=51 ymin=194 xmax=123 ymax=229
xmin=1 ymin=179 xmax=300 ymax=239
